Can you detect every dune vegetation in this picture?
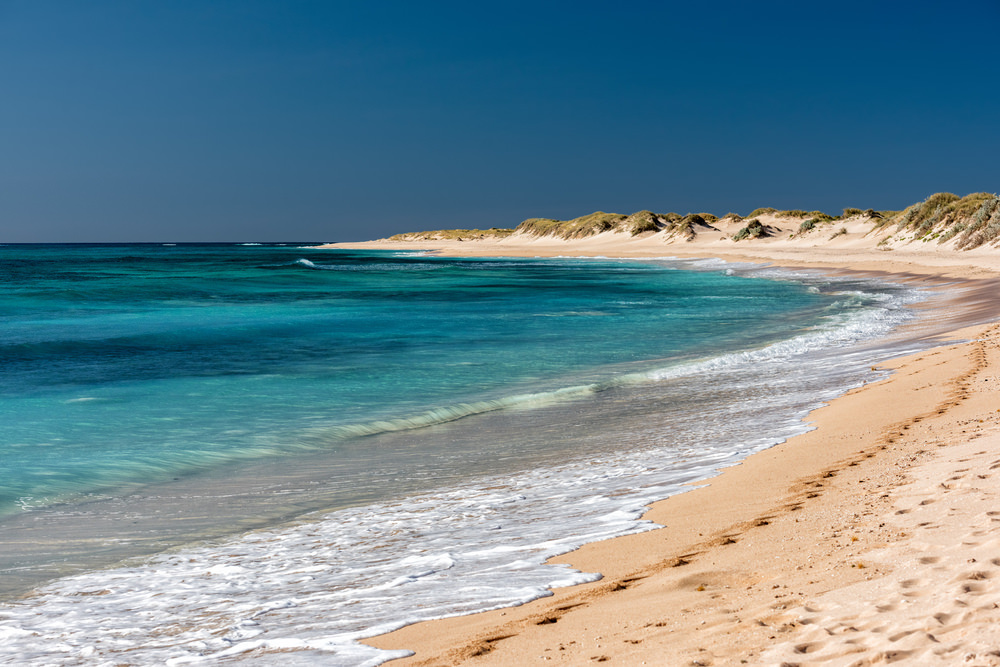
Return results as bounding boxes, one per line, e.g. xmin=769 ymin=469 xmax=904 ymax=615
xmin=380 ymin=192 xmax=1000 ymax=251
xmin=386 ymin=227 xmax=515 ymax=242
xmin=885 ymin=192 xmax=1000 ymax=249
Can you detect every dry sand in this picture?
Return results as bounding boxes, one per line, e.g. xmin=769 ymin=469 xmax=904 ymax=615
xmin=324 ymin=232 xmax=1000 ymax=665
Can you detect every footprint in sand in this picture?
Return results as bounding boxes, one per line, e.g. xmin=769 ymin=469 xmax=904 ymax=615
xmin=959 ymin=582 xmax=987 ymax=595
xmin=932 ymin=611 xmax=951 ymax=624
xmin=899 ymin=579 xmax=927 ymax=599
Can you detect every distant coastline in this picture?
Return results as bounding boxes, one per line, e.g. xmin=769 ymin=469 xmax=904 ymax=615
xmin=325 ymin=191 xmax=1000 ymax=255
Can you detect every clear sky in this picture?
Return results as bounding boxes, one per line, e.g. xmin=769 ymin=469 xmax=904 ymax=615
xmin=1 ymin=1 xmax=998 ymax=242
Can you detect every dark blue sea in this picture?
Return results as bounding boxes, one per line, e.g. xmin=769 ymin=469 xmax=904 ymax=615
xmin=0 ymin=243 xmax=933 ymax=664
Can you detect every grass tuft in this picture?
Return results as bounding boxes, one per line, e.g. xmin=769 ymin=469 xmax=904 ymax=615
xmin=516 ymin=212 xmax=628 ymax=239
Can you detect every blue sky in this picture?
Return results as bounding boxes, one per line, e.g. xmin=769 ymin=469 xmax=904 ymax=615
xmin=1 ymin=1 xmax=998 ymax=242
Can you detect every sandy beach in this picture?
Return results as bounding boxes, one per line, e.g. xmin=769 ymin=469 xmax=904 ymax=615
xmin=323 ymin=228 xmax=1000 ymax=665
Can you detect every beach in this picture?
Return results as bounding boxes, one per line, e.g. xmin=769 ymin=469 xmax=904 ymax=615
xmin=323 ymin=231 xmax=1000 ymax=665
xmin=4 ymin=0 xmax=997 ymax=662
xmin=3 ymin=231 xmax=1000 ymax=665
xmin=9 ymin=243 xmax=926 ymax=665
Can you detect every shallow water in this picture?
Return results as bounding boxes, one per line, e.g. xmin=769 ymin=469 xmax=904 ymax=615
xmin=0 ymin=245 xmax=944 ymax=664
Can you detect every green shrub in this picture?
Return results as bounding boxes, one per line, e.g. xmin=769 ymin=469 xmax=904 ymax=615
xmin=733 ymin=219 xmax=769 ymax=241
xmin=938 ymin=222 xmax=966 ymax=244
xmin=798 ymin=219 xmax=818 ymax=233
xmin=842 ymin=208 xmax=863 ymax=218
xmin=747 ymin=207 xmax=777 ymax=218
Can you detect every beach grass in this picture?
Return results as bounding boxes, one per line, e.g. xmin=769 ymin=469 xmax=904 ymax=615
xmin=387 ymin=228 xmax=514 ymax=241
xmin=886 ymin=192 xmax=999 ymax=246
xmin=517 ymin=212 xmax=628 ymax=239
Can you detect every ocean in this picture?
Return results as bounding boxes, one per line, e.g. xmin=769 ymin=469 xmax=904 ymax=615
xmin=0 ymin=243 xmax=935 ymax=664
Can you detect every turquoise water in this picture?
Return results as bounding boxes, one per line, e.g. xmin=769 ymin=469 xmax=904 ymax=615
xmin=0 ymin=244 xmax=938 ymax=665
xmin=1 ymin=243 xmax=832 ymax=517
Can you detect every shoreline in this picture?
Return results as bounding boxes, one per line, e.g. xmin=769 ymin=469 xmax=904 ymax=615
xmin=325 ymin=238 xmax=1000 ymax=665
xmin=321 ymin=230 xmax=1000 ymax=279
